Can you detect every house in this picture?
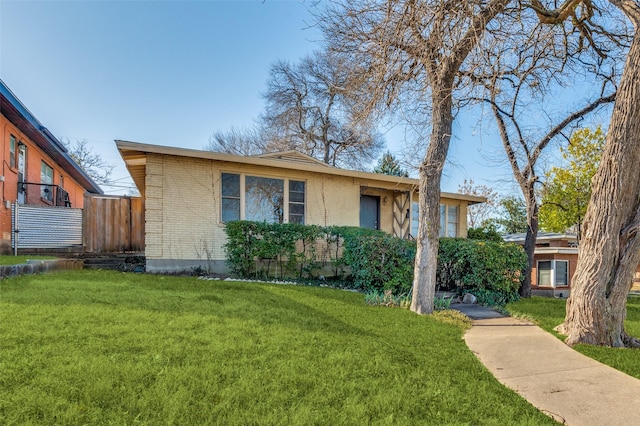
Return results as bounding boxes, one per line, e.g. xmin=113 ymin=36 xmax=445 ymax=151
xmin=504 ymin=232 xmax=640 ymax=297
xmin=116 ymin=140 xmax=485 ymax=273
xmin=503 ymin=232 xmax=578 ymax=297
xmin=0 ymin=79 xmax=103 ymax=252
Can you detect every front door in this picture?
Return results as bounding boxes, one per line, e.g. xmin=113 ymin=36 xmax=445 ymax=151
xmin=360 ymin=195 xmax=380 ymax=230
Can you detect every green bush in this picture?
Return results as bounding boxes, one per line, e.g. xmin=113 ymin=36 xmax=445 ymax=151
xmin=224 ymin=222 xmax=415 ymax=293
xmin=437 ymin=238 xmax=526 ymax=304
xmin=467 ymin=226 xmax=503 ymax=242
xmin=341 ymin=229 xmax=416 ymax=294
xmin=224 ymin=222 xmax=526 ymax=307
xmin=224 ymin=221 xmax=324 ymax=279
xmin=364 ymin=289 xmax=411 ymax=308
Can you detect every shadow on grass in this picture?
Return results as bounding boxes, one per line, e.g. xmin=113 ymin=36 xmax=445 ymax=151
xmin=0 ymin=270 xmax=374 ymax=338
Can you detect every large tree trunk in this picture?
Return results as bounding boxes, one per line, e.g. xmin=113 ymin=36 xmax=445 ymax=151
xmin=411 ymin=92 xmax=453 ymax=314
xmin=557 ymin=15 xmax=640 ymax=347
xmin=521 ymin=202 xmax=539 ymax=298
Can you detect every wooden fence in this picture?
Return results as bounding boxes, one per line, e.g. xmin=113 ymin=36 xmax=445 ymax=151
xmin=83 ymin=194 xmax=144 ymax=253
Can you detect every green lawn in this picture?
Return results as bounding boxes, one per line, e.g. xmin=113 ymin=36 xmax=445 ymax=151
xmin=507 ymin=296 xmax=640 ymax=379
xmin=0 ymin=255 xmax=56 ymax=266
xmin=0 ymin=270 xmax=555 ymax=425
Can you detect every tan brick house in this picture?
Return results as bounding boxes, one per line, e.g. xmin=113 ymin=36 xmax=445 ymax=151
xmin=117 ymin=140 xmax=484 ymax=273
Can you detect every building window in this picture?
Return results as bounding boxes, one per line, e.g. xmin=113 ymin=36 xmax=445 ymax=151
xmin=221 ymin=174 xmax=303 ymax=224
xmin=538 ymin=261 xmax=552 ymax=286
xmin=289 ymin=180 xmax=305 ymax=224
xmin=41 ymin=161 xmax=54 ymax=202
xmin=245 ymin=176 xmax=284 ymax=223
xmin=556 ymin=261 xmax=569 ymax=287
xmin=221 ymin=173 xmax=241 ymax=222
xmin=9 ymin=135 xmax=16 ymax=168
xmin=411 ymin=202 xmax=459 ymax=238
xmin=537 ymin=260 xmax=569 ymax=287
xmin=411 ymin=202 xmax=419 ymax=237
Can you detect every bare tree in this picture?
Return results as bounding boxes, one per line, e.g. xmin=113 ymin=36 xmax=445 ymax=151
xmin=476 ymin=76 xmax=617 ymax=297
xmin=63 ymin=138 xmax=114 ymax=186
xmin=452 ymin=0 xmax=628 ymax=296
xmin=528 ymin=0 xmax=640 ymax=347
xmin=262 ymin=49 xmax=384 ymax=170
xmin=205 ymin=125 xmax=268 ymax=156
xmin=320 ymin=0 xmax=513 ymax=314
xmin=457 ymin=179 xmax=499 ymax=229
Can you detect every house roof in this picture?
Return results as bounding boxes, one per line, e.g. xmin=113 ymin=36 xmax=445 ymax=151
xmin=254 ymin=150 xmax=331 ymax=167
xmin=0 ymin=79 xmax=103 ymax=194
xmin=115 ymin=139 xmax=486 ymax=204
xmin=503 ymin=232 xmax=578 ymax=244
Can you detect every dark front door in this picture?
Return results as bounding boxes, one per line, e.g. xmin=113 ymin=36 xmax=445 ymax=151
xmin=360 ymin=195 xmax=380 ymax=230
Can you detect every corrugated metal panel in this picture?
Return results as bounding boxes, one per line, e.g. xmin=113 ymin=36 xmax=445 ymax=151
xmin=12 ymin=204 xmax=83 ymax=248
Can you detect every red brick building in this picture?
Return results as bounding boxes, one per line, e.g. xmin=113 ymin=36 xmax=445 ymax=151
xmin=0 ymin=79 xmax=102 ymax=251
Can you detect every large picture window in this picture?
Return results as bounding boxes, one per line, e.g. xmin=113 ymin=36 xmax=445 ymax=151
xmin=221 ymin=173 xmax=305 ymax=224
xmin=245 ymin=176 xmax=284 ymax=223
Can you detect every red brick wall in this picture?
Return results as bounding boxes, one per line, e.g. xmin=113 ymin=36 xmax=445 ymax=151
xmin=1 ymin=114 xmax=88 ymax=243
xmin=531 ymin=252 xmax=578 ymax=289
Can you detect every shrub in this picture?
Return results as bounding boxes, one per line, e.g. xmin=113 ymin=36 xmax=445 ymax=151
xmin=224 ymin=222 xmax=526 ymax=308
xmin=437 ymin=238 xmax=526 ymax=304
xmin=224 ymin=221 xmax=324 ymax=279
xmin=467 ymin=226 xmax=503 ymax=242
xmin=364 ymin=290 xmax=411 ymax=308
xmin=434 ymin=295 xmax=454 ymax=311
xmin=341 ymin=230 xmax=416 ymax=294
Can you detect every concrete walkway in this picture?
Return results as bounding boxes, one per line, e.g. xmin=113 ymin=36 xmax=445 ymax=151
xmin=459 ymin=305 xmax=640 ymax=425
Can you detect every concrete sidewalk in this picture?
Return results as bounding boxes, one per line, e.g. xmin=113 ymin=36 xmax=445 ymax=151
xmin=464 ymin=314 xmax=640 ymax=425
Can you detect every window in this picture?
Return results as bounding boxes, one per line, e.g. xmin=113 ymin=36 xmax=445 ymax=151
xmin=289 ymin=180 xmax=305 ymax=224
xmin=221 ymin=173 xmax=240 ymax=222
xmin=538 ymin=261 xmax=552 ymax=286
xmin=537 ymin=260 xmax=569 ymax=287
xmin=556 ymin=261 xmax=569 ymax=287
xmin=221 ymin=173 xmax=304 ymax=224
xmin=245 ymin=176 xmax=284 ymax=223
xmin=9 ymin=135 xmax=16 ymax=168
xmin=447 ymin=205 xmax=458 ymax=237
xmin=41 ymin=161 xmax=54 ymax=202
xmin=411 ymin=202 xmax=459 ymax=238
xmin=411 ymin=202 xmax=419 ymax=237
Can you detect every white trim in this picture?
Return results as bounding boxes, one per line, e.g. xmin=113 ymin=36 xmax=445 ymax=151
xmin=534 ymin=247 xmax=578 ymax=255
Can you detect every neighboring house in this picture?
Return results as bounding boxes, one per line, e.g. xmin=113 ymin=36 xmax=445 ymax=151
xmin=116 ymin=140 xmax=485 ymax=273
xmin=0 ymin=80 xmax=102 ymax=251
xmin=504 ymin=232 xmax=578 ymax=298
xmin=504 ymin=232 xmax=640 ymax=297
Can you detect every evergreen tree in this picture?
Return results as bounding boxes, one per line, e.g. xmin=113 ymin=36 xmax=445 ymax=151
xmin=373 ymin=151 xmax=408 ymax=177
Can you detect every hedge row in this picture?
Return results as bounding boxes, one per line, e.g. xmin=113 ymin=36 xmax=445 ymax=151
xmin=224 ymin=221 xmax=526 ymax=301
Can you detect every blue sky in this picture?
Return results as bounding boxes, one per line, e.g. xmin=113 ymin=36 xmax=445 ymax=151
xmin=0 ymin=0 xmax=597 ymax=196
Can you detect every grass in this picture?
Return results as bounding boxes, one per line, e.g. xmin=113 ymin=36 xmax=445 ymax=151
xmin=0 ymin=270 xmax=556 ymax=425
xmin=506 ymin=296 xmax=640 ymax=380
xmin=0 ymin=255 xmax=57 ymax=266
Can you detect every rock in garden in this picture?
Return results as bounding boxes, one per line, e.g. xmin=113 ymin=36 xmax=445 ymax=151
xmin=462 ymin=293 xmax=477 ymax=304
